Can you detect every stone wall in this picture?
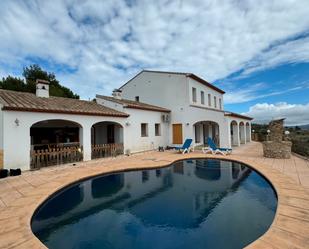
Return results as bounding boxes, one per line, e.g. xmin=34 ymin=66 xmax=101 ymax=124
xmin=269 ymin=119 xmax=284 ymax=142
xmin=263 ymin=141 xmax=292 ymax=159
xmin=263 ymin=118 xmax=292 ymax=159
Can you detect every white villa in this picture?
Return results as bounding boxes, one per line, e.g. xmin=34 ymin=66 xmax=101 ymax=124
xmin=0 ymin=70 xmax=252 ymax=171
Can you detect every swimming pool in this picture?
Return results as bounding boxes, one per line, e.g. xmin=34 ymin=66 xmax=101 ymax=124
xmin=31 ymin=159 xmax=277 ymax=249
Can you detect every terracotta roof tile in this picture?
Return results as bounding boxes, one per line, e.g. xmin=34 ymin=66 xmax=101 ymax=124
xmin=96 ymin=95 xmax=171 ymax=113
xmin=0 ymin=89 xmax=129 ymax=117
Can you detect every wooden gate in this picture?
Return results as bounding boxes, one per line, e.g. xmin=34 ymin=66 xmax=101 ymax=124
xmin=30 ymin=146 xmax=83 ymax=170
xmin=91 ymin=143 xmax=124 ymax=159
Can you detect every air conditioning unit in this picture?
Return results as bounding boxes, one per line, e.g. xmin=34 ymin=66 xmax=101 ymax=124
xmin=162 ymin=114 xmax=170 ymax=123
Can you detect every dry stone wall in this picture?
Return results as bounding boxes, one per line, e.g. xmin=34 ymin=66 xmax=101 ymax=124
xmin=263 ymin=119 xmax=292 ymax=159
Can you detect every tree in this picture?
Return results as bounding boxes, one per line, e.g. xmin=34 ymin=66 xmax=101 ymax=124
xmin=0 ymin=64 xmax=79 ymax=99
xmin=23 ymin=64 xmax=79 ymax=99
xmin=0 ymin=76 xmax=26 ymax=92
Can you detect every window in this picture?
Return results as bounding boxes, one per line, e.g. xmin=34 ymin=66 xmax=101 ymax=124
xmin=135 ymin=96 xmax=139 ymax=102
xmin=192 ymin=87 xmax=197 ymax=102
xmin=219 ymin=98 xmax=222 ymax=110
xmin=214 ymin=96 xmax=217 ymax=108
xmin=208 ymin=94 xmax=211 ymax=106
xmin=201 ymin=91 xmax=205 ymax=105
xmin=141 ymin=123 xmax=148 ymax=137
xmin=155 ymin=123 xmax=161 ymax=136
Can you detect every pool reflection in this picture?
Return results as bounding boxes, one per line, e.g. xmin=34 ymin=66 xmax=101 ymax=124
xmin=32 ymin=159 xmax=277 ymax=249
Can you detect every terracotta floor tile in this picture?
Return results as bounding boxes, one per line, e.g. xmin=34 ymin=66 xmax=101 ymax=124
xmin=0 ymin=142 xmax=308 ymax=249
xmin=278 ymin=204 xmax=309 ymax=222
xmin=261 ymin=227 xmax=309 ymax=249
xmin=274 ymin=214 xmax=309 ymax=238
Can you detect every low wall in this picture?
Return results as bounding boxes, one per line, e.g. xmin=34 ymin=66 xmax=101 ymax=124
xmin=263 ymin=141 xmax=292 ymax=159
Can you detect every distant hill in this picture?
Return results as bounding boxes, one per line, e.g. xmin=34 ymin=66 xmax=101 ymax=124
xmin=299 ymin=124 xmax=309 ymax=130
xmin=286 ymin=124 xmax=309 ymax=130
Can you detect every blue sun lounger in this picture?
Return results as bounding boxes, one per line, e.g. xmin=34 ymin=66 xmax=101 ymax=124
xmin=175 ymin=138 xmax=193 ymax=154
xmin=203 ymin=137 xmax=232 ymax=155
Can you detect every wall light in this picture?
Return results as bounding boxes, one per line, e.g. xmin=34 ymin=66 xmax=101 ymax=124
xmin=125 ymin=121 xmax=131 ymax=126
xmin=14 ymin=118 xmax=19 ymax=126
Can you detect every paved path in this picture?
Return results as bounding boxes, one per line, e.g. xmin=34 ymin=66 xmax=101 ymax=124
xmin=0 ymin=142 xmax=308 ymax=249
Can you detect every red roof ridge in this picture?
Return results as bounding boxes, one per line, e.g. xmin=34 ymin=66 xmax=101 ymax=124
xmin=96 ymin=95 xmax=171 ymax=113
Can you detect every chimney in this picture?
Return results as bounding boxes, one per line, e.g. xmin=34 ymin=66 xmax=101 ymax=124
xmin=36 ymin=79 xmax=50 ymax=98
xmin=112 ymin=89 xmax=122 ymax=99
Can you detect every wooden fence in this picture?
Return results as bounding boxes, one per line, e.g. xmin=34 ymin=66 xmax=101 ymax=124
xmin=30 ymin=146 xmax=83 ymax=170
xmin=91 ymin=143 xmax=124 ymax=159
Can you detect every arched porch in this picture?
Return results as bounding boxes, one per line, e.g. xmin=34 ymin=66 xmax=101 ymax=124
xmin=239 ymin=122 xmax=246 ymax=144
xmin=30 ymin=119 xmax=83 ymax=169
xmin=230 ymin=120 xmax=239 ymax=146
xmin=246 ymin=122 xmax=251 ymax=142
xmin=91 ymin=121 xmax=124 ymax=159
xmin=194 ymin=121 xmax=220 ymax=146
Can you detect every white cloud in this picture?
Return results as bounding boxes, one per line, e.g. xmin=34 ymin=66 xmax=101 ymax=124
xmin=224 ymin=83 xmax=305 ymax=104
xmin=243 ymin=102 xmax=309 ymax=125
xmin=0 ymin=0 xmax=309 ymax=98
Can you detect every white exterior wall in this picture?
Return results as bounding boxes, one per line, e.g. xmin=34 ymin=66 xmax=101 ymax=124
xmin=96 ymin=97 xmax=169 ymax=153
xmin=2 ymin=111 xmax=126 ymax=171
xmin=123 ymin=109 xmax=169 ymax=153
xmin=188 ymin=78 xmax=224 ymax=110
xmin=121 ymin=72 xmax=229 ymax=147
xmin=121 ymin=72 xmax=188 ymax=110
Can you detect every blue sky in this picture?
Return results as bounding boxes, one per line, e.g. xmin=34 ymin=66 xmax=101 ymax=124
xmin=0 ymin=0 xmax=309 ymax=125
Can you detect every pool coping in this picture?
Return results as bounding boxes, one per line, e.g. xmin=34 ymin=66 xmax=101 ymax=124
xmin=1 ymin=152 xmax=309 ymax=248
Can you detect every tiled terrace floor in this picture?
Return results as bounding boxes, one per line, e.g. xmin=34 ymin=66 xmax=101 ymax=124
xmin=0 ymin=142 xmax=308 ymax=249
xmin=232 ymin=142 xmax=309 ymax=191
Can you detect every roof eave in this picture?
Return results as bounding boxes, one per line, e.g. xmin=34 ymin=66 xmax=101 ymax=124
xmin=124 ymin=105 xmax=171 ymax=113
xmin=187 ymin=74 xmax=225 ymax=94
xmin=1 ymin=106 xmax=130 ymax=118
xmin=224 ymin=113 xmax=253 ymax=121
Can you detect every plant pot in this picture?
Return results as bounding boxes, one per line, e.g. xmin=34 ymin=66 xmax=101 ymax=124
xmin=0 ymin=169 xmax=9 ymax=178
xmin=10 ymin=168 xmax=21 ymax=176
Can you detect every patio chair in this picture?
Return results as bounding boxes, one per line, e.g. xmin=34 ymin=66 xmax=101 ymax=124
xmin=202 ymin=137 xmax=232 ymax=155
xmin=175 ymin=139 xmax=193 ymax=154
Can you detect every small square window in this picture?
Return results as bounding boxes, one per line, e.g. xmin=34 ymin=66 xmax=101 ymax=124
xmin=155 ymin=123 xmax=161 ymax=136
xmin=135 ymin=96 xmax=139 ymax=102
xmin=141 ymin=123 xmax=148 ymax=137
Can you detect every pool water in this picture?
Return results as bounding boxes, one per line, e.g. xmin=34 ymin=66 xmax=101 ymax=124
xmin=31 ymin=159 xmax=277 ymax=249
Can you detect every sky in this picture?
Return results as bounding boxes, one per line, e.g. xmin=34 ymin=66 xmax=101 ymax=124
xmin=0 ymin=0 xmax=309 ymax=125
